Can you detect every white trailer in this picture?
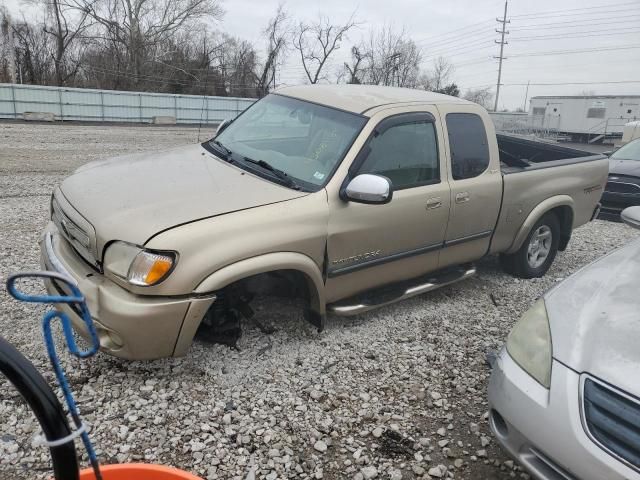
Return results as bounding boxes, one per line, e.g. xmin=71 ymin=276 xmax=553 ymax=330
xmin=528 ymin=95 xmax=640 ymax=143
xmin=620 ymin=121 xmax=640 ymax=146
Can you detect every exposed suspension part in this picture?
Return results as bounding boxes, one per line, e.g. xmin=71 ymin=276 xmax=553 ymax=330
xmin=197 ymin=284 xmax=254 ymax=348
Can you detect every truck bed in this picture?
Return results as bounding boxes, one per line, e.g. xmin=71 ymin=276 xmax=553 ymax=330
xmin=497 ymin=134 xmax=604 ymax=173
xmin=490 ymin=134 xmax=609 ymax=255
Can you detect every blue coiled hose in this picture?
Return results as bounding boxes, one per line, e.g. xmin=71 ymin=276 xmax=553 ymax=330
xmin=6 ymin=271 xmax=103 ymax=480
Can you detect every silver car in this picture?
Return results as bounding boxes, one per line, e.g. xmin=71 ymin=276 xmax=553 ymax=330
xmin=488 ymin=206 xmax=640 ymax=480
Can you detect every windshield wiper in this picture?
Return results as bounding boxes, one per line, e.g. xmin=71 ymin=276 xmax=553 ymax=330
xmin=242 ymin=156 xmax=301 ymax=190
xmin=209 ymin=140 xmax=233 ymax=161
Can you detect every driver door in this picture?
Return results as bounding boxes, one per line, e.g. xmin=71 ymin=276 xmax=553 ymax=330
xmin=325 ymin=108 xmax=451 ymax=302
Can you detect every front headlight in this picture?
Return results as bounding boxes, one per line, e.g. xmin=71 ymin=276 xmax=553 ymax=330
xmin=506 ymin=298 xmax=552 ymax=388
xmin=103 ymin=241 xmax=176 ymax=286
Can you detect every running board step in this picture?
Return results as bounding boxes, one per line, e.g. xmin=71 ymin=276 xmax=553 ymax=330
xmin=328 ymin=265 xmax=476 ymax=316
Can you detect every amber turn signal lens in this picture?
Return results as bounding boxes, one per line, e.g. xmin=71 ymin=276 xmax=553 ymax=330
xmin=145 ymin=258 xmax=173 ymax=285
xmin=128 ymin=251 xmax=175 ymax=286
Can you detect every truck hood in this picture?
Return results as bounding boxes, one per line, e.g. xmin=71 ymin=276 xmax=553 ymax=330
xmin=545 ymin=237 xmax=640 ymax=395
xmin=58 ymin=144 xmax=307 ymax=256
xmin=609 ymin=158 xmax=640 ymax=177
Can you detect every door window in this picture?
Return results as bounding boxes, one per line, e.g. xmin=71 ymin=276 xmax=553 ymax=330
xmin=358 ymin=120 xmax=439 ymax=190
xmin=446 ymin=113 xmax=490 ymax=180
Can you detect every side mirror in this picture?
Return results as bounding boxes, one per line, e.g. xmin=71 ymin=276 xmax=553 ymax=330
xmin=342 ymin=174 xmax=393 ymax=204
xmin=621 ymin=206 xmax=640 ymax=230
xmin=215 ymin=118 xmax=232 ymax=136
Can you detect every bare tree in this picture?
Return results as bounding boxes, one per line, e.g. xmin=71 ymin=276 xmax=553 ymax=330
xmin=360 ymin=26 xmax=421 ymax=87
xmin=293 ymin=13 xmax=357 ymax=84
xmin=0 ymin=8 xmax=16 ymax=82
xmin=218 ymin=34 xmax=258 ymax=97
xmin=11 ymin=17 xmax=54 ymax=84
xmin=2 ymin=0 xmax=262 ymax=96
xmin=463 ymin=86 xmax=494 ymax=109
xmin=343 ymin=45 xmax=364 ymax=84
xmin=65 ymin=0 xmax=223 ymax=87
xmin=255 ymin=4 xmax=288 ymax=97
xmin=416 ymin=56 xmax=459 ymax=96
xmin=38 ymin=0 xmax=90 ymax=85
xmin=419 ymin=56 xmax=453 ymax=91
xmin=431 ymin=56 xmax=454 ymax=91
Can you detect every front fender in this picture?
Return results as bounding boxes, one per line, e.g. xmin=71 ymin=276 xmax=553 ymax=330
xmin=173 ymin=252 xmax=326 ymax=356
xmin=506 ymin=195 xmax=575 ymax=254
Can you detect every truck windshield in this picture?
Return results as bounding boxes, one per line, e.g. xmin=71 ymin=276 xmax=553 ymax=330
xmin=212 ymin=94 xmax=367 ymax=190
xmin=611 ymin=139 xmax=640 ymax=161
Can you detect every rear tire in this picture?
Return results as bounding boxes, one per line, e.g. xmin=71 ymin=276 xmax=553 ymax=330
xmin=500 ymin=213 xmax=560 ymax=279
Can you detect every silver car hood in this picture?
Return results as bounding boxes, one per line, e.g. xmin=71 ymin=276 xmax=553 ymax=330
xmin=609 ymin=158 xmax=640 ymax=177
xmin=58 ymin=144 xmax=306 ymax=256
xmin=545 ymin=237 xmax=640 ymax=395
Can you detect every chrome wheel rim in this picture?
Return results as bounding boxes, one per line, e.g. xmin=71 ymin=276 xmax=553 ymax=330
xmin=527 ymin=225 xmax=552 ymax=269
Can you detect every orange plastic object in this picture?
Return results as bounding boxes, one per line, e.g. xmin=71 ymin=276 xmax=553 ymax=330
xmin=78 ymin=464 xmax=203 ymax=480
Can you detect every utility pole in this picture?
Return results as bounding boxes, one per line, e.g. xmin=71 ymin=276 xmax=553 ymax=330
xmin=493 ymin=1 xmax=509 ymax=112
xmin=522 ymin=80 xmax=530 ymax=112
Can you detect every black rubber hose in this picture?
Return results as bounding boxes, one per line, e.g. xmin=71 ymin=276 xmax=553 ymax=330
xmin=0 ymin=335 xmax=79 ymax=480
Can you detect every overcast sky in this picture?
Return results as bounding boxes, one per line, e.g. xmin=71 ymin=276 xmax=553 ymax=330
xmin=4 ymin=0 xmax=640 ymax=109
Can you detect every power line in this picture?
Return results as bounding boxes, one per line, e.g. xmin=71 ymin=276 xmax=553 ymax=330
xmin=412 ymin=4 xmax=640 ymax=49
xmin=414 ymin=0 xmax=639 ymax=44
xmin=421 ymin=41 xmax=496 ymax=60
xmin=414 ymin=24 xmax=496 ymax=48
xmin=511 ymin=28 xmax=640 ymax=41
xmin=452 ymin=43 xmax=640 ymax=81
xmin=506 ymin=80 xmax=640 ymax=86
xmin=417 ymin=16 xmax=640 ymax=58
xmin=508 ymin=44 xmax=640 ymax=57
xmin=411 ymin=19 xmax=495 ymax=44
xmin=415 ymin=31 xmax=495 ymax=52
xmin=509 ymin=2 xmax=640 ymax=18
xmin=456 ymin=58 xmax=636 ymax=81
xmin=509 ymin=6 xmax=640 ymax=21
xmin=454 ymin=69 xmax=501 ymax=82
xmin=511 ymin=15 xmax=640 ymax=31
xmin=464 ymin=79 xmax=640 ymax=90
xmin=423 ymin=47 xmax=497 ymax=64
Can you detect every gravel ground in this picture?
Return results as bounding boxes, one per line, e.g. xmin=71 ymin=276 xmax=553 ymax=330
xmin=1 ymin=122 xmax=638 ymax=480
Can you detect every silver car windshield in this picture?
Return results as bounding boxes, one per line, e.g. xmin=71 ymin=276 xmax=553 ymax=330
xmin=214 ymin=94 xmax=367 ymax=189
xmin=611 ymin=139 xmax=640 ymax=161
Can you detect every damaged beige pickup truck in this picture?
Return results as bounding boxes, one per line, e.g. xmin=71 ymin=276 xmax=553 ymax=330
xmin=41 ymin=85 xmax=608 ymax=360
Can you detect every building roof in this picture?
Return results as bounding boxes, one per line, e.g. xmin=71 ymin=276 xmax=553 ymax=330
xmin=275 ymin=84 xmax=473 ymax=115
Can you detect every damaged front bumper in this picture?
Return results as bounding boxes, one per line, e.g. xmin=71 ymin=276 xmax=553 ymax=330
xmin=40 ymin=222 xmax=215 ymax=360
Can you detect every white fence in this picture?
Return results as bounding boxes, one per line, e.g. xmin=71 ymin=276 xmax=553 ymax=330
xmin=0 ymin=83 xmax=256 ymax=124
xmin=489 ymin=112 xmax=562 ymax=139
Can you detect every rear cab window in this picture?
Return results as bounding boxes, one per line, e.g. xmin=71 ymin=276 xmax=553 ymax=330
xmin=446 ymin=113 xmax=490 ymax=180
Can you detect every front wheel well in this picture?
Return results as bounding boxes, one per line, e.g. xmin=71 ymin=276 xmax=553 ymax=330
xmin=226 ymin=269 xmax=314 ymax=303
xmin=202 ymin=269 xmax=324 ymax=333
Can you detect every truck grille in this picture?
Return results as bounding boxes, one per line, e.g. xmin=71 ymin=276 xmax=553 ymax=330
xmin=583 ymin=378 xmax=640 ymax=471
xmin=51 ymin=197 xmax=97 ymax=267
xmin=605 ymin=180 xmax=640 ymax=194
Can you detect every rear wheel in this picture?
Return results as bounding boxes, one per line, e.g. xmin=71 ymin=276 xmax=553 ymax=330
xmin=500 ymin=213 xmax=560 ymax=278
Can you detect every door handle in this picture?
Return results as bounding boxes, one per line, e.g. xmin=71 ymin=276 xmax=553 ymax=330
xmin=455 ymin=192 xmax=470 ymax=204
xmin=426 ymin=197 xmax=442 ymax=209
